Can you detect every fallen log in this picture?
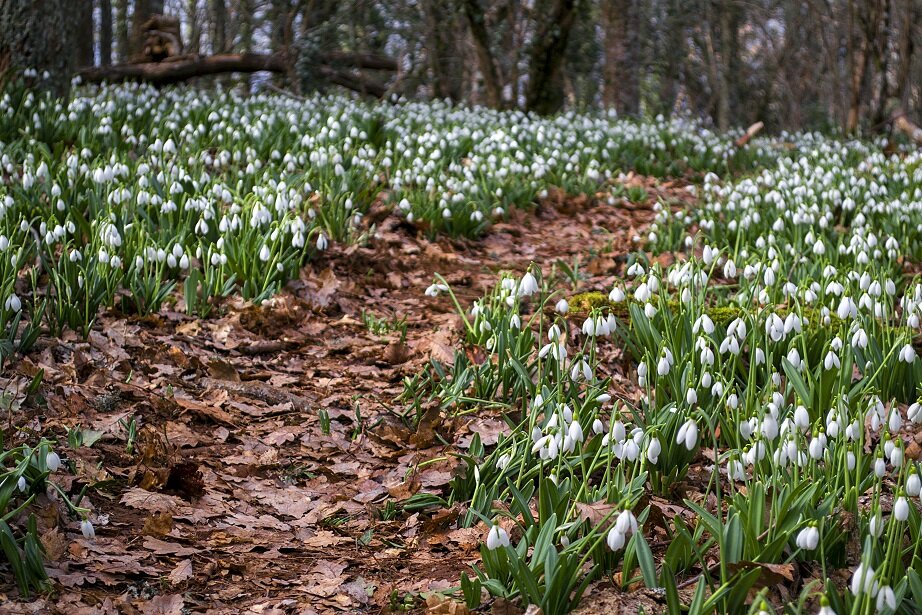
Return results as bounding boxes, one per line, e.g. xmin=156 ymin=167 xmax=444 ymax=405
xmin=77 ymin=53 xmax=392 ymax=98
xmin=78 ymin=53 xmax=288 ymax=86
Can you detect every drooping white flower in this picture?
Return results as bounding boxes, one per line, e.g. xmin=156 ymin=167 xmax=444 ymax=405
xmin=850 ymin=562 xmax=877 ymax=596
xmin=80 ymin=519 xmax=96 ymax=540
xmin=46 ymin=451 xmax=61 ymax=472
xmin=795 ymin=525 xmax=819 ymax=550
xmin=486 ymin=524 xmax=510 ymax=550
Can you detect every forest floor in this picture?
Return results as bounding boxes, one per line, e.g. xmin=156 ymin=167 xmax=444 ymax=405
xmin=1 ymin=175 xmax=692 ymax=614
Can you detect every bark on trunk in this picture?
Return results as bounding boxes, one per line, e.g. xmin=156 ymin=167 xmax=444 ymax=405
xmin=524 ymin=0 xmax=579 ymax=115
xmin=115 ymin=0 xmax=130 ymax=62
xmin=460 ymin=0 xmax=502 ymax=108
xmin=0 ymin=0 xmax=77 ymax=97
xmin=210 ymin=0 xmax=227 ymax=54
xmin=602 ymin=0 xmax=639 ymax=114
xmin=100 ymin=0 xmax=113 ymax=66
xmin=76 ymin=0 xmax=95 ymax=69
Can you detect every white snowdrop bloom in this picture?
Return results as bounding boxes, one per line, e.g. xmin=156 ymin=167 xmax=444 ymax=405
xmin=876 ymin=586 xmax=897 ymax=612
xmin=606 ymin=525 xmax=626 ymax=551
xmin=486 ymin=524 xmax=510 ymax=550
xmin=592 ymin=418 xmax=605 ymax=435
xmin=609 ymin=287 xmax=625 ymax=302
xmin=910 ymin=472 xmax=922 ymax=497
xmin=17 ymin=476 xmax=27 ymax=492
xmin=555 ymin=299 xmax=569 ymax=314
xmin=518 ymin=272 xmax=539 ymax=296
xmin=874 ymin=457 xmax=886 ymax=477
xmin=850 ymin=562 xmax=878 ymax=597
xmin=899 ymin=344 xmax=917 ymax=363
xmin=81 ymin=519 xmax=95 ymax=540
xmin=823 ymin=351 xmax=840 ymax=370
xmin=895 ymin=496 xmax=910 ymax=521
xmin=259 ymin=244 xmax=271 ymax=262
xmin=796 ymin=525 xmax=819 ymax=550
xmin=657 ymin=355 xmax=670 ymax=376
xmin=888 ymin=409 xmax=902 ymax=433
xmin=869 ymin=514 xmax=884 ymax=537
xmin=646 ymin=436 xmax=661 ymax=464
xmin=676 ymin=419 xmax=698 ymax=450
xmin=909 ymin=403 xmax=922 ymax=423
xmin=5 ymin=294 xmax=21 ymax=313
xmin=316 ymin=233 xmax=329 ymax=250
xmin=685 ymin=388 xmax=698 ymax=406
xmin=46 ymin=451 xmax=61 ymax=472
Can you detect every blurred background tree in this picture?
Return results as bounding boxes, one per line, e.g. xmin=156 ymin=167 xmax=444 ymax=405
xmin=7 ymin=0 xmax=922 ymax=134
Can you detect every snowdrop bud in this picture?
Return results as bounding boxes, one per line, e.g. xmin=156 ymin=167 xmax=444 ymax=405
xmin=869 ymin=514 xmax=883 ymax=537
xmin=647 ymin=436 xmax=661 ymax=463
xmin=592 ymin=418 xmax=604 ymax=434
xmin=909 ymin=471 xmax=922 ymax=497
xmin=81 ymin=519 xmax=96 ymax=540
xmin=895 ymin=496 xmax=910 ymax=521
xmin=17 ymin=476 xmax=26 ymax=492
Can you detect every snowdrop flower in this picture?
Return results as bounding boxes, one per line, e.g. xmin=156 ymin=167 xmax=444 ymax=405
xmin=80 ymin=519 xmax=96 ymax=540
xmin=909 ymin=470 xmax=922 ymax=497
xmin=795 ymin=525 xmax=819 ymax=550
xmin=816 ymin=596 xmax=836 ymax=615
xmin=5 ymin=294 xmax=21 ymax=313
xmin=609 ymin=287 xmax=625 ymax=302
xmin=259 ymin=244 xmax=271 ymax=262
xmin=657 ymin=355 xmax=671 ymax=376
xmin=555 ymin=299 xmax=569 ymax=314
xmin=17 ymin=476 xmax=27 ymax=492
xmin=869 ymin=513 xmax=884 ymax=537
xmin=606 ymin=525 xmax=626 ymax=551
xmin=676 ymin=419 xmax=698 ymax=450
xmin=316 ymin=233 xmax=328 ymax=250
xmin=46 ymin=451 xmax=61 ymax=472
xmin=646 ymin=436 xmax=661 ymax=464
xmin=850 ymin=562 xmax=878 ymax=596
xmin=895 ymin=495 xmax=910 ymax=521
xmin=517 ymin=271 xmax=538 ymax=297
xmin=876 ymin=585 xmax=896 ymax=611
xmin=685 ymin=388 xmax=698 ymax=406
xmin=899 ymin=344 xmax=917 ymax=363
xmin=486 ymin=524 xmax=510 ymax=550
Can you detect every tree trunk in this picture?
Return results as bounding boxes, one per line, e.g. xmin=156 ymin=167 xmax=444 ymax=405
xmin=210 ymin=0 xmax=227 ymax=54
xmin=76 ymin=0 xmax=95 ymax=68
xmin=602 ymin=0 xmax=639 ymax=114
xmin=460 ymin=0 xmax=502 ymax=108
xmin=131 ymin=0 xmax=165 ymax=58
xmin=424 ymin=0 xmax=462 ymax=100
xmin=100 ymin=0 xmax=113 ymax=65
xmin=0 ymin=0 xmax=77 ymax=97
xmin=239 ymin=0 xmax=255 ymax=53
xmin=524 ymin=0 xmax=579 ymax=115
xmin=715 ymin=1 xmax=732 ymax=130
xmin=115 ymin=0 xmax=130 ymax=62
xmin=186 ymin=0 xmax=201 ymax=55
xmin=658 ymin=0 xmax=685 ymax=115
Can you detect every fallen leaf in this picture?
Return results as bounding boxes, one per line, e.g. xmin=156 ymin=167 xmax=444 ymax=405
xmin=168 ymin=559 xmax=193 ymax=585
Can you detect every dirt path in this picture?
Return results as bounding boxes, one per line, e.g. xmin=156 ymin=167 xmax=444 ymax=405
xmin=2 ymin=176 xmax=688 ymax=614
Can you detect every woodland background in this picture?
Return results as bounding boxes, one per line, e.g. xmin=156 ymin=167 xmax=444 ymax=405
xmin=2 ymin=1 xmax=922 ymax=133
